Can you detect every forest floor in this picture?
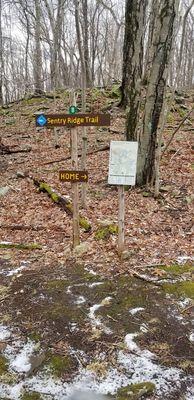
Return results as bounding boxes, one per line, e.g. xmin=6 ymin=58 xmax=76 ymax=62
xmin=0 ymin=87 xmax=193 ymax=399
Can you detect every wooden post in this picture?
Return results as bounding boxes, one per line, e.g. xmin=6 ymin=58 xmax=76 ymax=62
xmin=70 ymin=89 xmax=80 ymax=248
xmin=118 ymin=185 xmax=125 ymax=255
xmin=81 ymin=130 xmax=87 ymax=208
xmin=71 ymin=126 xmax=80 ymax=248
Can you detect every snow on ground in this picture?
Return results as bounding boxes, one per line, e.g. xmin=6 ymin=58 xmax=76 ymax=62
xmin=0 ymin=325 xmax=193 ymax=400
xmin=177 ymin=256 xmax=194 ymax=264
xmin=4 ymin=338 xmax=38 ymax=373
xmin=129 ymin=307 xmax=145 ymax=315
xmin=0 ymin=325 xmax=11 ymax=340
xmin=0 ymin=261 xmax=29 ymax=277
xmin=189 ymin=332 xmax=194 ymax=342
xmin=74 ymin=295 xmax=86 ymax=305
xmin=88 ymin=297 xmax=112 ymax=334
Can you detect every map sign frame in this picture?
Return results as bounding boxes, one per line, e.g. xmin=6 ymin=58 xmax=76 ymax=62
xmin=108 ymin=141 xmax=138 ymax=186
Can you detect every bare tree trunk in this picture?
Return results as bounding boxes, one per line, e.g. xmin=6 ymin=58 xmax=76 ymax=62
xmin=0 ymin=0 xmax=3 ymax=105
xmin=81 ymin=0 xmax=91 ymax=87
xmin=34 ymin=0 xmax=43 ymax=95
xmin=176 ymin=0 xmax=194 ymax=88
xmin=121 ymin=0 xmax=148 ymax=139
xmin=122 ymin=0 xmax=179 ymax=186
xmin=137 ymin=0 xmax=179 ymax=185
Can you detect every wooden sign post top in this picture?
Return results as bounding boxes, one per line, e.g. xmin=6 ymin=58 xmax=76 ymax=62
xmin=36 ymin=113 xmax=110 ymax=128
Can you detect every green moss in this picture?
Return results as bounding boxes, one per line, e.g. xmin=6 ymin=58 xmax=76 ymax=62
xmin=95 ymin=224 xmax=118 ymax=240
xmin=91 ymin=87 xmax=104 ymax=101
xmin=79 ymin=216 xmax=91 ymax=232
xmin=0 ymin=243 xmax=42 ymax=250
xmin=178 ymin=108 xmax=187 ymax=118
xmin=109 ymin=224 xmax=118 ymax=234
xmin=0 ymin=355 xmax=8 ymax=375
xmin=97 ymin=277 xmax=148 ymax=331
xmin=163 ymin=281 xmax=194 ymax=299
xmin=95 ymin=227 xmax=110 ymax=240
xmin=110 ymin=84 xmax=121 ymax=99
xmin=0 ymin=372 xmax=17 ymax=384
xmin=46 ymin=279 xmax=69 ymax=291
xmin=0 ymin=285 xmax=9 ymax=300
xmin=116 ymin=382 xmax=156 ymax=399
xmin=22 ymin=97 xmax=47 ymax=105
xmin=157 ymin=264 xmax=194 ymax=276
xmin=47 ymin=354 xmax=75 ymax=377
xmin=167 ymin=112 xmax=175 ymax=124
xmin=28 ymin=332 xmax=42 ymax=342
xmin=51 ymin=192 xmax=59 ymax=202
xmin=46 ymin=302 xmax=83 ymax=324
xmin=20 ymin=392 xmax=43 ymax=400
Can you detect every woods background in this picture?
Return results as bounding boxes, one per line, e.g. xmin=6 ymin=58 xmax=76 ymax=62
xmin=0 ymin=0 xmax=193 ymax=104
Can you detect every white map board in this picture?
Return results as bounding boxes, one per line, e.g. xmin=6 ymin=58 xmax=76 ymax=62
xmin=108 ymin=141 xmax=138 ymax=185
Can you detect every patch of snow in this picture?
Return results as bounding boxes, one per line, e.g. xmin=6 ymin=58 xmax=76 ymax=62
xmin=88 ymin=282 xmax=103 ymax=288
xmin=5 ymin=339 xmax=37 ymax=373
xmin=0 ymin=241 xmax=12 ymax=244
xmin=69 ymin=323 xmax=78 ymax=333
xmin=84 ymin=267 xmax=97 ymax=275
xmin=6 ymin=265 xmax=26 ymax=277
xmin=67 ymin=283 xmax=86 ymax=294
xmin=0 ymin=334 xmax=192 ymax=400
xmin=0 ymin=325 xmax=11 ymax=341
xmin=89 ymin=297 xmax=112 ymax=334
xmin=177 ymin=256 xmax=194 ymax=265
xmin=129 ymin=307 xmax=145 ymax=315
xmin=189 ymin=332 xmax=194 ymax=342
xmin=140 ymin=323 xmax=149 ymax=333
xmin=178 ymin=298 xmax=191 ymax=308
xmin=185 ymin=385 xmax=194 ymax=400
xmin=74 ymin=296 xmax=86 ymax=305
xmin=124 ymin=333 xmax=139 ymax=351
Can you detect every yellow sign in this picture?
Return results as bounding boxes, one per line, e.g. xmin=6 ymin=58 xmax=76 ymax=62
xmin=59 ymin=170 xmax=88 ymax=183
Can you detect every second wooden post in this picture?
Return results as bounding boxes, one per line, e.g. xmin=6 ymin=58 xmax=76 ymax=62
xmin=118 ymin=185 xmax=125 ymax=254
xmin=71 ymin=126 xmax=80 ymax=247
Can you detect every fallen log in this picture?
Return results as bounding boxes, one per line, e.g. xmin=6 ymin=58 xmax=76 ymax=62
xmin=33 ymin=178 xmax=91 ymax=232
xmin=0 ymin=142 xmax=31 ymax=155
xmin=0 ymin=242 xmax=42 ymax=250
xmin=42 ymin=144 xmax=110 ymax=166
xmin=0 ymin=224 xmax=70 ymax=235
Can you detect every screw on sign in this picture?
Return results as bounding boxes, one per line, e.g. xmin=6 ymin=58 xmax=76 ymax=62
xmin=69 ymin=105 xmax=78 ymax=114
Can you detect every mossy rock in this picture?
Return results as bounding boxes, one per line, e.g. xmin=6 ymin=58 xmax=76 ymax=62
xmin=95 ymin=224 xmax=118 ymax=240
xmin=116 ymin=382 xmax=155 ymax=399
xmin=20 ymin=392 xmax=43 ymax=400
xmin=0 ymin=355 xmax=8 ymax=376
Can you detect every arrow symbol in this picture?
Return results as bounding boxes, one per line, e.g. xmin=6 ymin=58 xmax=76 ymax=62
xmin=81 ymin=174 xmax=87 ymax=180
